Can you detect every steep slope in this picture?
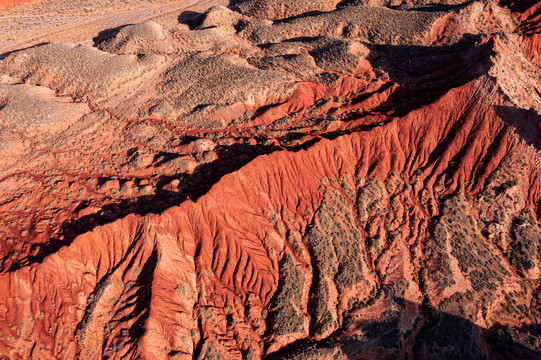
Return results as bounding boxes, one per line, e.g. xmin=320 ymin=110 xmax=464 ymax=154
xmin=0 ymin=1 xmax=540 ymax=359
xmin=505 ymin=0 xmax=541 ymax=66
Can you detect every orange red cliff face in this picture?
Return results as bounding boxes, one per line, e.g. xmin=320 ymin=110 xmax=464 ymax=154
xmin=0 ymin=0 xmax=540 ymax=359
xmin=505 ymin=0 xmax=541 ymax=66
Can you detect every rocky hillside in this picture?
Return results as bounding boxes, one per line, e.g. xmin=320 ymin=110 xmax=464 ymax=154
xmin=0 ymin=0 xmax=539 ymax=359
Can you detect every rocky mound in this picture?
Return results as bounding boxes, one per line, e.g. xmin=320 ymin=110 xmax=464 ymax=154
xmin=0 ymin=1 xmax=539 ymax=359
xmin=97 ymin=21 xmax=177 ymax=55
xmin=235 ymin=0 xmax=342 ymax=20
xmin=0 ymin=42 xmax=165 ymax=103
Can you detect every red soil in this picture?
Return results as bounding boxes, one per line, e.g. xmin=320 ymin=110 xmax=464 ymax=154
xmin=507 ymin=0 xmax=541 ymax=65
xmin=0 ymin=1 xmax=540 ymax=359
xmin=0 ymin=0 xmax=34 ymax=10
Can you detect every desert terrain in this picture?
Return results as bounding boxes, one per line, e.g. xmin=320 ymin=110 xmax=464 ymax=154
xmin=0 ymin=0 xmax=540 ymax=359
xmin=0 ymin=0 xmax=227 ymax=56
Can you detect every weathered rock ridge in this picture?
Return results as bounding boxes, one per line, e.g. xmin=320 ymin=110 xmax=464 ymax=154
xmin=0 ymin=0 xmax=540 ymax=359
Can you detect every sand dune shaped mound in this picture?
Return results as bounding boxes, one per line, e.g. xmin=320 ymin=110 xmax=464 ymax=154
xmin=0 ymin=84 xmax=89 ymax=131
xmin=98 ymin=21 xmax=177 ymax=55
xmin=0 ymin=42 xmax=164 ymax=103
xmin=198 ymin=5 xmax=245 ymax=29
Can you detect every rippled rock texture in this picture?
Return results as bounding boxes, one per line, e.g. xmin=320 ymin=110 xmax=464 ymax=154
xmin=0 ymin=0 xmax=540 ymax=359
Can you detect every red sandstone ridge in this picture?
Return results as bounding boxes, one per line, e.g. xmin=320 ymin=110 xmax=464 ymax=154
xmin=505 ymin=0 xmax=541 ymax=65
xmin=0 ymin=0 xmax=540 ymax=359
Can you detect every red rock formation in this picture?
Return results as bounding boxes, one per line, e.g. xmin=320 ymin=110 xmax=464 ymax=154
xmin=506 ymin=0 xmax=541 ymax=65
xmin=0 ymin=0 xmax=34 ymax=10
xmin=0 ymin=1 xmax=540 ymax=359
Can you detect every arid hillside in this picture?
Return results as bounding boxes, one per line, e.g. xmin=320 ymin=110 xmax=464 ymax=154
xmin=0 ymin=0 xmax=227 ymax=56
xmin=0 ymin=0 xmax=540 ymax=359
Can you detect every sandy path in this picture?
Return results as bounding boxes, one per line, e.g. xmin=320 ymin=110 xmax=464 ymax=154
xmin=0 ymin=0 xmax=226 ymax=55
